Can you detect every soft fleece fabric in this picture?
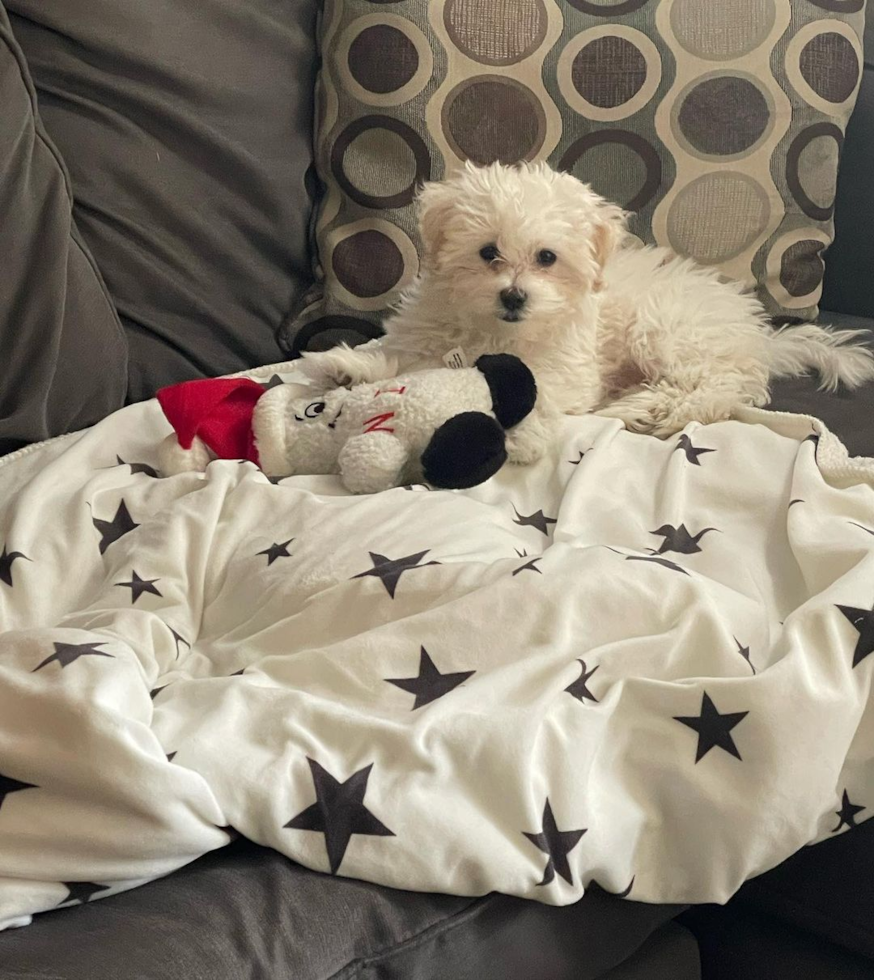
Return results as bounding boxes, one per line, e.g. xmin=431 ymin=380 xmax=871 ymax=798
xmin=2 ymin=364 xmax=874 ymax=928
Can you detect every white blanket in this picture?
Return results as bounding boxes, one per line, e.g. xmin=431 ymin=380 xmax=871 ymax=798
xmin=2 ymin=363 xmax=874 ymax=930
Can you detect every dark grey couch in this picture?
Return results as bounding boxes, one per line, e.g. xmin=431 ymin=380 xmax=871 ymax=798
xmin=1 ymin=2 xmax=873 ymax=978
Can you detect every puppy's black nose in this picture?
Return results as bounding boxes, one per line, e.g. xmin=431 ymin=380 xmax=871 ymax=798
xmin=499 ymin=287 xmax=527 ymax=313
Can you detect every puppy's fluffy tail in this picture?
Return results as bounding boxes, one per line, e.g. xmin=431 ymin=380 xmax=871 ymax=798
xmin=768 ymin=323 xmax=874 ymax=392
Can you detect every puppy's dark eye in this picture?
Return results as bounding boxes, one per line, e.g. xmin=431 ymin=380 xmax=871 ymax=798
xmin=304 ymin=401 xmax=326 ymax=418
xmin=479 ymin=244 xmax=499 ymax=262
xmin=537 ymin=249 xmax=557 ymax=266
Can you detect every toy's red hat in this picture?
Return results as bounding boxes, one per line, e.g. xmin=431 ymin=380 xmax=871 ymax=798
xmin=156 ymin=378 xmax=265 ymax=465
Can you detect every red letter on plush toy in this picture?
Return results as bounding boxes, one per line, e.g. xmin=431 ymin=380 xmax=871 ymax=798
xmin=362 ymin=412 xmax=396 ymax=434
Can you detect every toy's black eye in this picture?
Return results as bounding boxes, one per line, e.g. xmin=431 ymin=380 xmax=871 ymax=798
xmin=479 ymin=244 xmax=499 ymax=262
xmin=537 ymin=249 xmax=557 ymax=266
xmin=304 ymin=401 xmax=326 ymax=418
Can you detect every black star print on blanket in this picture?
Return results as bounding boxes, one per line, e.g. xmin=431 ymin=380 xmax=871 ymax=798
xmin=353 ymin=551 xmax=440 ymax=599
xmin=0 ymin=545 xmax=30 ymax=587
xmin=92 ymin=500 xmax=139 ymax=554
xmin=386 ymin=647 xmax=475 ymax=709
xmin=674 ymin=434 xmax=715 ymax=465
xmin=523 ymin=799 xmax=586 ymax=886
xmin=0 ymin=773 xmax=38 ymax=812
xmin=32 ymin=642 xmax=113 ymax=672
xmin=284 ymin=759 xmax=394 ymax=874
xmin=836 ymin=599 xmax=874 ymax=667
xmin=674 ymin=692 xmax=748 ymax=763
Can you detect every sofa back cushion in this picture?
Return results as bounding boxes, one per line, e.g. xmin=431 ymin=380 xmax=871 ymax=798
xmin=7 ymin=0 xmax=319 ymax=402
xmin=285 ymin=0 xmax=868 ymax=355
xmin=0 ymin=2 xmax=127 ymax=454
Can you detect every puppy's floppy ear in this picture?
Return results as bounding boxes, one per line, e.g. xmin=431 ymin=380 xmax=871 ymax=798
xmin=590 ymin=201 xmax=627 ymax=291
xmin=416 ymin=179 xmax=456 ymax=266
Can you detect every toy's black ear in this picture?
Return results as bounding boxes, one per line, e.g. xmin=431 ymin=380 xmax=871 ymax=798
xmin=421 ymin=412 xmax=507 ymax=489
xmin=474 ymin=354 xmax=537 ymax=429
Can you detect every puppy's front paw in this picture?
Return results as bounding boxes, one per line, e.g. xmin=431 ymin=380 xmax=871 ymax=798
xmin=504 ymin=421 xmax=548 ymax=465
xmin=299 ymin=349 xmax=357 ymax=391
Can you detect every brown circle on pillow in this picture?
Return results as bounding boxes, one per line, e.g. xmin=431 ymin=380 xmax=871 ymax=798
xmin=785 ymin=122 xmax=844 ymax=221
xmin=331 ymin=115 xmax=431 ymax=209
xmin=799 ymin=32 xmax=859 ymax=104
xmin=348 ymin=25 xmax=419 ymax=94
xmin=559 ymin=130 xmax=661 ymax=212
xmin=677 ymin=76 xmax=769 ymax=155
xmin=807 ymin=0 xmax=863 ymax=11
xmin=779 ymin=239 xmax=825 ymax=297
xmin=572 ymin=36 xmax=647 ymax=108
xmin=569 ymin=0 xmax=650 ymax=15
xmin=332 ymin=230 xmax=405 ymax=298
xmin=444 ymin=0 xmax=547 ymax=66
xmin=442 ymin=77 xmax=546 ymax=165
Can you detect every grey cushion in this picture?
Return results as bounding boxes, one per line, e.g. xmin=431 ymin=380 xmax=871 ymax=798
xmin=0 ymin=838 xmax=685 ymax=980
xmin=0 ymin=1 xmax=126 ymax=455
xmin=821 ymin=5 xmax=874 ymax=321
xmin=6 ymin=0 xmax=319 ymax=403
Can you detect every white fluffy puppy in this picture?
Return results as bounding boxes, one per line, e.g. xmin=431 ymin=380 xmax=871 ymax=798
xmin=302 ymin=161 xmax=874 ymax=463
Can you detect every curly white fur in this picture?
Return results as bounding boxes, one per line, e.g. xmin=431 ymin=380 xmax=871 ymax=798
xmin=302 ymin=161 xmax=874 ymax=457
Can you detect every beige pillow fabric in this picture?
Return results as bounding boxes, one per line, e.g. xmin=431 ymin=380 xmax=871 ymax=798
xmin=285 ymin=0 xmax=867 ymax=354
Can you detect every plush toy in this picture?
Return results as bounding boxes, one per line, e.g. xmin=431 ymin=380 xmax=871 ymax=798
xmin=156 ymin=354 xmax=537 ymax=493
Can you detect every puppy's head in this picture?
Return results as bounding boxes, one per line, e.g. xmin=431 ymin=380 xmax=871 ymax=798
xmin=416 ymin=161 xmax=626 ymax=334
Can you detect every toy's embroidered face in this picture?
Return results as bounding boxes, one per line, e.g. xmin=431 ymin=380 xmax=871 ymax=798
xmin=289 ymin=389 xmax=346 ymax=429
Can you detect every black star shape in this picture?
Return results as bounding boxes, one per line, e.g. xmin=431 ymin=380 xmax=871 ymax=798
xmin=92 ymin=500 xmax=139 ymax=554
xmin=386 ymin=647 xmax=475 ymax=709
xmin=33 ymin=641 xmax=113 ymax=672
xmin=513 ymin=557 xmax=542 ymax=575
xmin=650 ymin=523 xmax=718 ymax=555
xmin=284 ymin=758 xmax=394 ymax=874
xmin=836 ymin=600 xmax=874 ymax=668
xmin=674 ymin=434 xmax=715 ymax=466
xmin=788 ymin=498 xmax=805 ymax=509
xmin=832 ymin=789 xmax=865 ymax=833
xmin=513 ymin=506 xmax=557 ymax=535
xmin=674 ymin=691 xmax=748 ymax=763
xmin=0 ymin=772 xmax=38 ymax=812
xmin=169 ymin=627 xmax=190 ymax=659
xmin=353 ymin=550 xmax=440 ymax=599
xmin=565 ymin=659 xmax=599 ymax=703
xmin=569 ymin=450 xmax=586 ymax=465
xmin=261 ymin=374 xmax=285 ymax=390
xmin=0 ymin=545 xmax=30 ymax=587
xmin=625 ymin=555 xmax=689 ymax=575
xmin=257 ymin=539 xmax=294 ymax=565
xmin=116 ymin=456 xmax=158 ymax=478
xmin=734 ymin=637 xmax=756 ymax=675
xmin=589 ymin=876 xmax=635 ymax=899
xmin=115 ymin=570 xmax=162 ymax=605
xmin=849 ymin=521 xmax=874 ymax=536
xmin=522 ymin=799 xmax=586 ymax=886
xmin=58 ymin=881 xmax=111 ymax=906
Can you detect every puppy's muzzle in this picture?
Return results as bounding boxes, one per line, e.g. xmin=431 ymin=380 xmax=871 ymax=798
xmin=499 ymin=287 xmax=527 ymax=322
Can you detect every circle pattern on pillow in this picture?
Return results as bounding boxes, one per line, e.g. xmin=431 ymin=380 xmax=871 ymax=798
xmin=289 ymin=0 xmax=867 ymax=355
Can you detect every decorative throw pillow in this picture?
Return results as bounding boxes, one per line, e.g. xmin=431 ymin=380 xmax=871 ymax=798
xmin=284 ymin=0 xmax=867 ymax=355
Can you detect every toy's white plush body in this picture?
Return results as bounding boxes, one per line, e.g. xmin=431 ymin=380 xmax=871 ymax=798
xmin=159 ymin=359 xmax=535 ymax=493
xmin=258 ymin=367 xmax=500 ymax=493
